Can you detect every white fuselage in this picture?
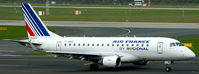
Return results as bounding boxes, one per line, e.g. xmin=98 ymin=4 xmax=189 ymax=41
xmin=36 ymin=37 xmax=195 ymax=62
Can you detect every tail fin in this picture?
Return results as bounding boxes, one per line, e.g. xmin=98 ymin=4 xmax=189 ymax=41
xmin=21 ymin=3 xmax=61 ymax=38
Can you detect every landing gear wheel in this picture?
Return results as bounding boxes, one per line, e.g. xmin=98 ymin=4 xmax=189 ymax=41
xmin=164 ymin=61 xmax=173 ymax=72
xmin=165 ymin=67 xmax=171 ymax=72
xmin=90 ymin=64 xmax=99 ymax=71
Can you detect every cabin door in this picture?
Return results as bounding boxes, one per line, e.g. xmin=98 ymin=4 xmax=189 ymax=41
xmin=56 ymin=41 xmax=62 ymax=51
xmin=157 ymin=42 xmax=163 ymax=54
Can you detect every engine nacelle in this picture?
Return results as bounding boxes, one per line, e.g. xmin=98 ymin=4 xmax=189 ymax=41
xmin=102 ymin=56 xmax=121 ymax=67
xmin=133 ymin=60 xmax=149 ymax=65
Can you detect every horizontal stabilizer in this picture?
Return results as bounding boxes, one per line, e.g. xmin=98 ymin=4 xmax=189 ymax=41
xmin=12 ymin=39 xmax=41 ymax=46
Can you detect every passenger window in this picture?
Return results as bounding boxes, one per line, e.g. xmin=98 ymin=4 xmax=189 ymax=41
xmin=92 ymin=44 xmax=94 ymax=46
xmin=122 ymin=44 xmax=124 ymax=46
xmin=69 ymin=44 xmax=71 ymax=46
xmin=65 ymin=44 xmax=67 ymax=46
xmin=132 ymin=44 xmax=134 ymax=46
xmin=127 ymin=44 xmax=129 ymax=46
xmin=136 ymin=44 xmax=139 ymax=46
xmin=73 ymin=44 xmax=76 ymax=46
xmin=141 ymin=44 xmax=144 ymax=47
xmin=83 ymin=43 xmax=85 ymax=46
xmin=146 ymin=44 xmax=149 ymax=47
xmin=97 ymin=44 xmax=99 ymax=46
xmin=87 ymin=44 xmax=90 ymax=46
xmin=102 ymin=44 xmax=104 ymax=46
xmin=112 ymin=44 xmax=114 ymax=46
xmin=107 ymin=44 xmax=109 ymax=46
xmin=78 ymin=43 xmax=80 ymax=46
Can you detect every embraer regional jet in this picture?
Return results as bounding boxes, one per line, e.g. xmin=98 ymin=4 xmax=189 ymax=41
xmin=16 ymin=3 xmax=196 ymax=72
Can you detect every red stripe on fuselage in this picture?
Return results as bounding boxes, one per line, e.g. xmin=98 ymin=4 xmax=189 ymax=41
xmin=25 ymin=21 xmax=35 ymax=36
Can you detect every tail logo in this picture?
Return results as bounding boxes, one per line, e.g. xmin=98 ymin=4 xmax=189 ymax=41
xmin=22 ymin=3 xmax=50 ymax=36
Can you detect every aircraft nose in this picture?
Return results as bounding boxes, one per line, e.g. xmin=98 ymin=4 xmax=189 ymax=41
xmin=184 ymin=49 xmax=196 ymax=59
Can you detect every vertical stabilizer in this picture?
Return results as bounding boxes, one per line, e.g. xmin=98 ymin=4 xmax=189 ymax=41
xmin=21 ymin=3 xmax=61 ymax=38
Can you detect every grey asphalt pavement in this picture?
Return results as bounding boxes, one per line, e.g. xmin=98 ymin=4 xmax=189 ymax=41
xmin=0 ymin=55 xmax=198 ymax=74
xmin=0 ymin=21 xmax=199 ymax=74
xmin=1 ymin=20 xmax=199 ymax=29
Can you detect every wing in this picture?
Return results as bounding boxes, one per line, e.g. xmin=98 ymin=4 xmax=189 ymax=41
xmin=46 ymin=51 xmax=139 ymax=63
xmin=46 ymin=51 xmax=118 ymax=61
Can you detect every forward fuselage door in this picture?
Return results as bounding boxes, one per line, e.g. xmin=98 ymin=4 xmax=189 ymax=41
xmin=56 ymin=41 xmax=62 ymax=51
xmin=157 ymin=42 xmax=163 ymax=54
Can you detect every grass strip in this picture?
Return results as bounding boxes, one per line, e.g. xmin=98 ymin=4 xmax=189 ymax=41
xmin=1 ymin=7 xmax=199 ymax=23
xmin=180 ymin=38 xmax=199 ymax=56
xmin=0 ymin=25 xmax=56 ymax=39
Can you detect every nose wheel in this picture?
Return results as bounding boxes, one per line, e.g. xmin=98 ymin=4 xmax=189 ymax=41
xmin=165 ymin=66 xmax=171 ymax=72
xmin=164 ymin=61 xmax=173 ymax=72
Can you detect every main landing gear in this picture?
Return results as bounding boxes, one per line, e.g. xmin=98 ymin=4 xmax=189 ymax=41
xmin=164 ymin=61 xmax=173 ymax=72
xmin=90 ymin=64 xmax=99 ymax=71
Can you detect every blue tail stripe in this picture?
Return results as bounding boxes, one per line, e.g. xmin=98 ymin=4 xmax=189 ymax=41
xmin=22 ymin=3 xmax=47 ymax=36
xmin=22 ymin=5 xmax=42 ymax=36
xmin=22 ymin=5 xmax=43 ymax=36
xmin=23 ymin=9 xmax=40 ymax=36
xmin=22 ymin=3 xmax=50 ymax=36
xmin=23 ymin=9 xmax=43 ymax=36
xmin=24 ymin=14 xmax=40 ymax=36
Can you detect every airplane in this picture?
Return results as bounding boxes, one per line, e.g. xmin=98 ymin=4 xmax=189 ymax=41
xmin=16 ymin=3 xmax=196 ymax=72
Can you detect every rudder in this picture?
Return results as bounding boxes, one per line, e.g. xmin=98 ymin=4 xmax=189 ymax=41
xmin=21 ymin=3 xmax=60 ymax=38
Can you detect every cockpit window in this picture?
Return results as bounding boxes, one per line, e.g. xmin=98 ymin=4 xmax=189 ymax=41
xmin=176 ymin=42 xmax=183 ymax=46
xmin=170 ymin=43 xmax=175 ymax=47
xmin=170 ymin=42 xmax=183 ymax=47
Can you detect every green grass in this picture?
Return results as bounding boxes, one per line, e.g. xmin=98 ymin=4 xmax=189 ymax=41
xmin=1 ymin=7 xmax=199 ymax=23
xmin=2 ymin=3 xmax=199 ymax=8
xmin=180 ymin=38 xmax=199 ymax=56
xmin=0 ymin=25 xmax=26 ymax=39
xmin=0 ymin=25 xmax=56 ymax=39
xmin=149 ymin=5 xmax=199 ymax=8
xmin=0 ymin=3 xmax=129 ymax=7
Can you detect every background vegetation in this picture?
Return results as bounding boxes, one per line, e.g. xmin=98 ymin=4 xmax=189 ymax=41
xmin=0 ymin=7 xmax=199 ymax=23
xmin=1 ymin=0 xmax=199 ymax=5
xmin=0 ymin=25 xmax=56 ymax=39
xmin=180 ymin=38 xmax=199 ymax=56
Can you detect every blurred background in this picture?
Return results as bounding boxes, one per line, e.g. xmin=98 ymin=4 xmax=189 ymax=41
xmin=0 ymin=0 xmax=199 ymax=23
xmin=1 ymin=0 xmax=199 ymax=6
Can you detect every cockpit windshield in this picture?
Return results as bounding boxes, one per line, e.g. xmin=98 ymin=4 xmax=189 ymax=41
xmin=176 ymin=43 xmax=183 ymax=46
xmin=170 ymin=42 xmax=183 ymax=47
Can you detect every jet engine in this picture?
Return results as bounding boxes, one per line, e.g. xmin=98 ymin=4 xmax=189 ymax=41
xmin=101 ymin=56 xmax=121 ymax=67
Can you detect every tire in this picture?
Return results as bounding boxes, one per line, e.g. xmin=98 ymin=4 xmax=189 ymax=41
xmin=165 ymin=67 xmax=171 ymax=72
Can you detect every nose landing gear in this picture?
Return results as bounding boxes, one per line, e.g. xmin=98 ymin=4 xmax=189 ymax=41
xmin=164 ymin=61 xmax=173 ymax=72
